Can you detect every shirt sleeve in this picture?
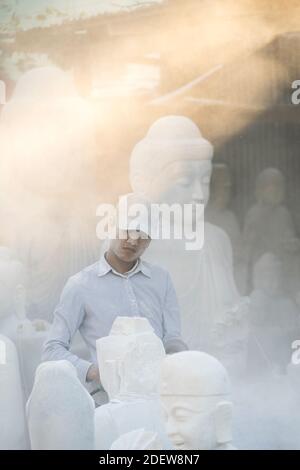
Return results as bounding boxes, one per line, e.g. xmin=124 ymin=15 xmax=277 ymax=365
xmin=42 ymin=276 xmax=93 ymax=384
xmin=162 ymin=272 xmax=187 ymax=351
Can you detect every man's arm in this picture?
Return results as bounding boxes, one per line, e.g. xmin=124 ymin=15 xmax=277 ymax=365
xmin=42 ymin=276 xmax=94 ymax=384
xmin=162 ymin=272 xmax=188 ymax=354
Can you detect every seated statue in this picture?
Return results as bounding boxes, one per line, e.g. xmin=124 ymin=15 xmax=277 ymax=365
xmin=94 ymin=316 xmax=171 ymax=450
xmin=0 ymin=247 xmax=50 ymax=397
xmin=0 ymin=66 xmax=100 ymax=321
xmin=0 ymin=334 xmax=28 ymax=449
xmin=243 ymin=168 xmax=300 ymax=294
xmin=206 ymin=163 xmax=246 ymax=294
xmin=160 ymin=350 xmax=235 ymax=450
xmin=129 ymin=115 xmax=248 ymax=370
xmin=248 ymin=253 xmax=300 ymax=375
xmin=26 ymin=360 xmax=95 ymax=449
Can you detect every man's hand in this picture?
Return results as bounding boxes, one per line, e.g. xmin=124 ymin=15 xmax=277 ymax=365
xmin=86 ymin=364 xmax=100 ymax=383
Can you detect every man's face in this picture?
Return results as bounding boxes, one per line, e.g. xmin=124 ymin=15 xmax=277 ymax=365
xmin=161 ymin=395 xmax=217 ymax=450
xmin=109 ymin=229 xmax=151 ymax=263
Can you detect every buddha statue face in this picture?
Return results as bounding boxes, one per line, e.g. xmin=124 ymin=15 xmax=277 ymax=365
xmin=160 ymin=351 xmax=233 ymax=451
xmin=146 ymin=160 xmax=212 ymax=208
xmin=256 ymin=168 xmax=285 ymax=207
xmin=161 ymin=394 xmax=226 ymax=450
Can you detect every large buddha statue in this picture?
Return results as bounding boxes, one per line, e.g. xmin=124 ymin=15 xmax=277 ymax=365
xmin=0 ymin=66 xmax=100 ymax=321
xmin=26 ymin=360 xmax=95 ymax=449
xmin=129 ymin=115 xmax=248 ymax=369
xmin=248 ymin=253 xmax=300 ymax=375
xmin=94 ymin=316 xmax=170 ymax=450
xmin=160 ymin=350 xmax=235 ymax=450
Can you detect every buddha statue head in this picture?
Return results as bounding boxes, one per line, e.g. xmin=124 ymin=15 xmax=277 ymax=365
xmin=130 ymin=116 xmax=213 ymax=209
xmin=160 ymin=351 xmax=233 ymax=450
xmin=253 ymin=252 xmax=282 ymax=296
xmin=0 ymin=66 xmax=97 ymax=204
xmin=255 ymin=168 xmax=285 ymax=207
xmin=97 ymin=316 xmax=165 ymax=400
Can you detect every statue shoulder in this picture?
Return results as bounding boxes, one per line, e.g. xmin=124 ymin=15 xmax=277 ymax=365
xmin=205 ymin=222 xmax=232 ymax=252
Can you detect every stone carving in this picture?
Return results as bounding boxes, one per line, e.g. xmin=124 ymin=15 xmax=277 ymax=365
xmin=160 ymin=350 xmax=235 ymax=450
xmin=94 ymin=316 xmax=170 ymax=450
xmin=0 ymin=247 xmax=50 ymax=397
xmin=244 ymin=168 xmax=300 ymax=294
xmin=0 ymin=67 xmax=100 ymax=321
xmin=26 ymin=360 xmax=95 ymax=449
xmin=248 ymin=253 xmax=300 ymax=374
xmin=129 ymin=115 xmax=248 ymax=369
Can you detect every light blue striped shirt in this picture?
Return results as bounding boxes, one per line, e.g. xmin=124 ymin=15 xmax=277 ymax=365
xmin=42 ymin=255 xmax=183 ymax=383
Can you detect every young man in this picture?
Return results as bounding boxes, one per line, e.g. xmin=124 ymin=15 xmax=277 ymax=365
xmin=42 ymin=199 xmax=187 ymax=385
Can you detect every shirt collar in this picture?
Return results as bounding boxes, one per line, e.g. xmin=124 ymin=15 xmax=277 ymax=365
xmin=97 ymin=253 xmax=151 ymax=279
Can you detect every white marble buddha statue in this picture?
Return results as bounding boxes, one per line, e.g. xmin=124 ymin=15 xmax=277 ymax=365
xmin=248 ymin=253 xmax=300 ymax=374
xmin=0 ymin=334 xmax=28 ymax=449
xmin=160 ymin=350 xmax=235 ymax=450
xmin=94 ymin=316 xmax=171 ymax=450
xmin=129 ymin=115 xmax=248 ymax=367
xmin=0 ymin=247 xmax=51 ymax=397
xmin=0 ymin=66 xmax=100 ymax=321
xmin=243 ymin=168 xmax=300 ymax=294
xmin=26 ymin=360 xmax=95 ymax=449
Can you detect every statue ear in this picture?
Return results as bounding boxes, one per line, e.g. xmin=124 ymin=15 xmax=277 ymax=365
xmin=214 ymin=400 xmax=233 ymax=444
